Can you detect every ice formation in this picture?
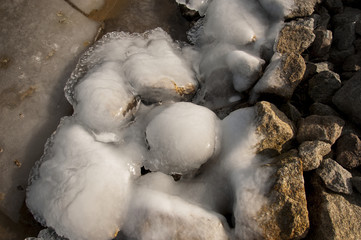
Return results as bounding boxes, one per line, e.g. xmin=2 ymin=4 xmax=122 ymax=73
xmin=26 ymin=0 xmax=295 ymax=239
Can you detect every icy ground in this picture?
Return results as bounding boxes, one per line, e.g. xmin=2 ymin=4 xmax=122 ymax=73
xmin=25 ymin=0 xmax=297 ymax=239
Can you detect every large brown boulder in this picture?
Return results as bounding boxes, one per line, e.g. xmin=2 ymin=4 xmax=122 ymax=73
xmin=256 ymin=150 xmax=309 ymax=240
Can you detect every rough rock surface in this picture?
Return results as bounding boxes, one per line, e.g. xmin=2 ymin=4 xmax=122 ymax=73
xmin=256 ymin=150 xmax=309 ymax=240
xmin=297 ymin=115 xmax=344 ymax=144
xmin=280 ymin=102 xmax=302 ymax=123
xmin=336 ymin=133 xmax=361 ymax=169
xmin=286 ymin=0 xmax=322 ymax=19
xmin=309 ymin=102 xmax=340 ymax=116
xmin=308 ymin=70 xmax=341 ymax=103
xmin=310 ymin=28 xmax=332 ymax=59
xmin=316 ymin=158 xmax=353 ymax=194
xmin=276 ymin=20 xmax=316 ymax=54
xmin=333 ymin=71 xmax=361 ymax=125
xmin=255 ymin=101 xmax=295 ymax=154
xmin=307 ymin=174 xmax=361 ymax=240
xmin=251 ymin=52 xmax=306 ymax=100
xmin=299 ymin=141 xmax=332 ymax=171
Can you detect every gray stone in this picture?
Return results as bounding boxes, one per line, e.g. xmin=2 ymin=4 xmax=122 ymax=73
xmin=332 ymin=7 xmax=361 ymax=26
xmin=316 ymin=158 xmax=353 ymax=194
xmin=333 ymin=22 xmax=356 ymax=50
xmin=286 ymin=0 xmax=322 ymax=19
xmin=276 ymin=20 xmax=316 ymax=54
xmin=351 ymin=177 xmax=361 ymax=193
xmin=255 ymin=101 xmax=295 ymax=154
xmin=299 ymin=140 xmax=332 ymax=171
xmin=280 ymin=102 xmax=302 ymax=123
xmin=256 ymin=150 xmax=309 ymax=240
xmin=297 ymin=115 xmax=345 ymax=144
xmin=329 ymin=46 xmax=355 ymax=65
xmin=333 ymin=71 xmax=361 ymax=125
xmin=342 ymin=54 xmax=361 ymax=72
xmin=251 ymin=52 xmax=306 ymax=101
xmin=324 ymin=0 xmax=343 ymax=14
xmin=310 ymin=28 xmax=332 ymax=59
xmin=336 ymin=133 xmax=361 ymax=169
xmin=309 ymin=102 xmax=340 ymax=116
xmin=308 ymin=70 xmax=341 ymax=103
xmin=307 ymin=174 xmax=361 ymax=240
xmin=303 ymin=61 xmax=334 ymax=80
xmin=314 ymin=7 xmax=331 ymax=29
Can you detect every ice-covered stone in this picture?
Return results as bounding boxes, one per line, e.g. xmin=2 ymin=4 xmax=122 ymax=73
xmin=145 ymin=102 xmax=220 ymax=175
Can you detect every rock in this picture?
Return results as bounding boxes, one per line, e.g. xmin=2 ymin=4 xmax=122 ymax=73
xmin=324 ymin=0 xmax=344 ymax=14
xmin=356 ymin=20 xmax=361 ymax=35
xmin=333 ymin=22 xmax=356 ymax=50
xmin=299 ymin=140 xmax=332 ymax=171
xmin=256 ymin=150 xmax=309 ymax=240
xmin=342 ymin=54 xmax=361 ymax=72
xmin=316 ymin=158 xmax=353 ymax=194
xmin=309 ymin=102 xmax=340 ymax=116
xmin=286 ymin=0 xmax=321 ymax=19
xmin=255 ymin=101 xmax=295 ymax=154
xmin=314 ymin=7 xmax=331 ymax=29
xmin=307 ymin=173 xmax=361 ymax=240
xmin=332 ymin=7 xmax=361 ymax=26
xmin=354 ymin=38 xmax=361 ymax=52
xmin=303 ymin=61 xmax=334 ymax=80
xmin=310 ymin=28 xmax=332 ymax=59
xmin=308 ymin=70 xmax=341 ymax=103
xmin=329 ymin=46 xmax=355 ymax=65
xmin=276 ymin=19 xmax=316 ymax=54
xmin=333 ymin=71 xmax=361 ymax=125
xmin=280 ymin=102 xmax=302 ymax=123
xmin=351 ymin=177 xmax=361 ymax=193
xmin=336 ymin=133 xmax=361 ymax=169
xmin=297 ymin=115 xmax=345 ymax=144
xmin=251 ymin=52 xmax=306 ymax=100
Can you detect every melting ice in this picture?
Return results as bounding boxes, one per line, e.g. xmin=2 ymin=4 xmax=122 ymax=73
xmin=27 ymin=0 xmax=295 ymax=239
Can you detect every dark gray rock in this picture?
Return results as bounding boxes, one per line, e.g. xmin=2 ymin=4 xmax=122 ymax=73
xmin=332 ymin=7 xmax=361 ymax=26
xmin=355 ymin=38 xmax=361 ymax=52
xmin=324 ymin=0 xmax=343 ymax=14
xmin=336 ymin=133 xmax=361 ymax=169
xmin=297 ymin=115 xmax=345 ymax=144
xmin=342 ymin=54 xmax=361 ymax=72
xmin=329 ymin=47 xmax=355 ymax=65
xmin=280 ymin=102 xmax=302 ymax=123
xmin=316 ymin=158 xmax=353 ymax=194
xmin=310 ymin=28 xmax=332 ymax=59
xmin=333 ymin=71 xmax=361 ymax=125
xmin=351 ymin=177 xmax=361 ymax=193
xmin=308 ymin=71 xmax=341 ymax=103
xmin=356 ymin=20 xmax=361 ymax=36
xmin=309 ymin=102 xmax=340 ymax=116
xmin=307 ymin=174 xmax=361 ymax=240
xmin=333 ymin=22 xmax=356 ymax=50
xmin=299 ymin=140 xmax=332 ymax=171
xmin=303 ymin=61 xmax=334 ymax=80
xmin=315 ymin=7 xmax=331 ymax=29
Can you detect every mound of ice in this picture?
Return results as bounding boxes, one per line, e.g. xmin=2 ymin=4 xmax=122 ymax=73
xmin=145 ymin=102 xmax=220 ymax=175
xmin=27 ymin=118 xmax=133 ymax=240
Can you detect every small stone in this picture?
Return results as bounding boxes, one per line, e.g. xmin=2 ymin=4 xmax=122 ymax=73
xmin=276 ymin=20 xmax=316 ymax=54
xmin=342 ymin=53 xmax=361 ymax=72
xmin=336 ymin=133 xmax=361 ymax=169
xmin=255 ymin=101 xmax=295 ymax=154
xmin=333 ymin=22 xmax=356 ymax=51
xmin=316 ymin=158 xmax=353 ymax=194
xmin=329 ymin=46 xmax=355 ymax=65
xmin=299 ymin=140 xmax=332 ymax=171
xmin=251 ymin=52 xmax=306 ymax=101
xmin=303 ymin=61 xmax=334 ymax=80
xmin=333 ymin=71 xmax=361 ymax=125
xmin=351 ymin=177 xmax=361 ymax=193
xmin=309 ymin=102 xmax=340 ymax=116
xmin=297 ymin=115 xmax=345 ymax=144
xmin=280 ymin=102 xmax=302 ymax=123
xmin=310 ymin=28 xmax=332 ymax=59
xmin=308 ymin=70 xmax=341 ymax=103
xmin=324 ymin=0 xmax=344 ymax=14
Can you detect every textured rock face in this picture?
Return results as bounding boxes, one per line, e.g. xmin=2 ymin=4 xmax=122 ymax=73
xmin=310 ymin=28 xmax=333 ymax=59
xmin=308 ymin=70 xmax=341 ymax=103
xmin=286 ymin=0 xmax=322 ymax=19
xmin=307 ymin=175 xmax=361 ymax=240
xmin=256 ymin=150 xmax=309 ymax=240
xmin=333 ymin=71 xmax=361 ymax=125
xmin=316 ymin=158 xmax=353 ymax=194
xmin=309 ymin=102 xmax=340 ymax=117
xmin=255 ymin=101 xmax=295 ymax=154
xmin=276 ymin=20 xmax=316 ymax=54
xmin=336 ymin=133 xmax=361 ymax=169
xmin=297 ymin=115 xmax=344 ymax=144
xmin=251 ymin=52 xmax=306 ymax=100
xmin=299 ymin=140 xmax=332 ymax=171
